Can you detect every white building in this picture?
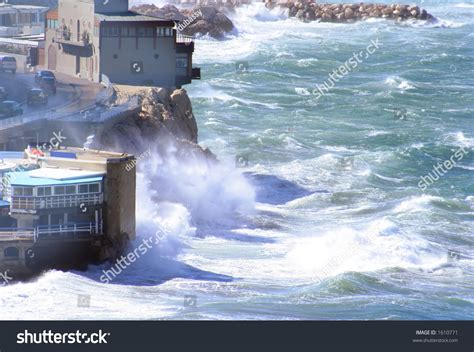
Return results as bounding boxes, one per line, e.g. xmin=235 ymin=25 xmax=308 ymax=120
xmin=0 ymin=3 xmax=48 ymax=37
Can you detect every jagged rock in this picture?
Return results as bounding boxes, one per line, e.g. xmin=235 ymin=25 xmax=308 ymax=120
xmin=94 ymin=86 xmax=215 ymax=162
xmin=131 ymin=4 xmax=235 ymax=39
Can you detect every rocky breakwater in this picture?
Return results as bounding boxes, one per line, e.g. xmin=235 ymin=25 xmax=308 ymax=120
xmin=266 ymin=1 xmax=436 ymax=23
xmin=132 ymin=4 xmax=235 ymax=39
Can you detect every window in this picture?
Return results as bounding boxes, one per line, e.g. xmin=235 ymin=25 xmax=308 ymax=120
xmin=23 ymin=188 xmax=33 ymax=196
xmin=12 ymin=187 xmax=33 ymax=196
xmin=37 ymin=187 xmax=52 ymax=196
xmin=176 ymin=58 xmax=188 ymax=69
xmin=4 ymin=247 xmax=19 ymax=259
xmin=78 ymin=183 xmax=100 ymax=193
xmin=121 ymin=27 xmax=128 ymax=37
xmin=102 ymin=27 xmax=119 ymax=37
xmin=13 ymin=188 xmax=23 ymax=196
xmin=66 ymin=186 xmax=76 ymax=194
xmin=54 ymin=186 xmax=65 ymax=195
xmin=146 ymin=28 xmax=154 ymax=37
xmin=128 ymin=27 xmax=136 ymax=37
xmin=137 ymin=27 xmax=146 ymax=37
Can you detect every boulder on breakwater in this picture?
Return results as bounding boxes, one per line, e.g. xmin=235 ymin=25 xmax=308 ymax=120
xmin=265 ymin=0 xmax=436 ymax=23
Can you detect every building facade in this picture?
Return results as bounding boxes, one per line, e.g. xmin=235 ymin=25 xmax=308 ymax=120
xmin=0 ymin=3 xmax=47 ymax=37
xmin=44 ymin=0 xmax=200 ymax=87
xmin=0 ymin=147 xmax=136 ymax=277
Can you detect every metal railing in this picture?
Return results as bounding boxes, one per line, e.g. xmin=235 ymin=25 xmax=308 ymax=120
xmin=0 ymin=227 xmax=35 ymax=241
xmin=55 ymin=28 xmax=91 ymax=46
xmin=0 ymin=222 xmax=103 ymax=242
xmin=11 ymin=193 xmax=103 ymax=211
xmin=176 ymin=33 xmax=194 ymax=43
xmin=36 ymin=222 xmax=103 ymax=238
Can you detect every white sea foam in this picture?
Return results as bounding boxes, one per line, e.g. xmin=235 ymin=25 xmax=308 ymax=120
xmin=385 ymin=76 xmax=416 ymax=90
xmin=444 ymin=131 xmax=474 ymax=149
xmin=277 ymin=218 xmax=447 ymax=283
xmin=137 ymin=142 xmax=256 ymax=229
xmin=393 ymin=195 xmax=443 ymax=213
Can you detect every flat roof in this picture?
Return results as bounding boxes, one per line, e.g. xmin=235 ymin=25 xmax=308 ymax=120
xmin=95 ymin=11 xmax=173 ymax=24
xmin=28 ymin=147 xmax=135 ymax=164
xmin=28 ymin=168 xmax=105 ymax=181
xmin=6 ymin=171 xmax=103 ymax=187
xmin=0 ymin=4 xmax=48 ymax=12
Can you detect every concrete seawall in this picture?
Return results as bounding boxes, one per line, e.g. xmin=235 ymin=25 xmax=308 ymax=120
xmin=265 ymin=1 xmax=436 ymax=23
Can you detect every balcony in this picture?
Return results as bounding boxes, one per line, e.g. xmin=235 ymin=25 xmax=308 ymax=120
xmin=0 ymin=228 xmax=36 ymax=242
xmin=176 ymin=33 xmax=194 ymax=44
xmin=55 ymin=27 xmax=91 ymax=47
xmin=192 ymin=67 xmax=201 ymax=80
xmin=36 ymin=222 xmax=103 ymax=240
xmin=0 ymin=222 xmax=103 ymax=243
xmin=10 ymin=193 xmax=103 ymax=213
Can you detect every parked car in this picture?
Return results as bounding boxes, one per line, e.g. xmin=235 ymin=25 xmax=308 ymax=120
xmin=0 ymin=87 xmax=7 ymax=101
xmin=35 ymin=70 xmax=56 ymax=84
xmin=39 ymin=77 xmax=57 ymax=95
xmin=0 ymin=101 xmax=23 ymax=119
xmin=0 ymin=56 xmax=17 ymax=74
xmin=27 ymin=88 xmax=48 ymax=106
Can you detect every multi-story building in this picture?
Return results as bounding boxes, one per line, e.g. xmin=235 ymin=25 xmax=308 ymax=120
xmin=0 ymin=3 xmax=48 ymax=37
xmin=0 ymin=146 xmax=136 ymax=278
xmin=44 ymin=0 xmax=200 ymax=87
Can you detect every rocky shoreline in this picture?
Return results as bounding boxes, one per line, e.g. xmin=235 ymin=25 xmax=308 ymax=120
xmin=265 ymin=1 xmax=437 ymax=23
xmin=132 ymin=4 xmax=235 ymax=39
xmin=95 ymin=86 xmax=216 ymax=162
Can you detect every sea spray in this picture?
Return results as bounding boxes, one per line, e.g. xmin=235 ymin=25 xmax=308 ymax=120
xmin=137 ymin=142 xmax=256 ymax=230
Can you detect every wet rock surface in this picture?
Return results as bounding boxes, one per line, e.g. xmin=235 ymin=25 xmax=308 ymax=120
xmin=95 ymin=86 xmax=216 ymax=162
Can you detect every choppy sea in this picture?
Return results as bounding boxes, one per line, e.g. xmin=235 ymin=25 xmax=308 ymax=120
xmin=1 ymin=0 xmax=473 ymax=320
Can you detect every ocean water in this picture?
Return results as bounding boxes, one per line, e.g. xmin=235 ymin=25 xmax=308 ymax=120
xmin=1 ymin=1 xmax=473 ymax=320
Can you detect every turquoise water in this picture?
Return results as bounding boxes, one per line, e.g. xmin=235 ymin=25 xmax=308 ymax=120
xmin=182 ymin=1 xmax=474 ymax=319
xmin=1 ymin=1 xmax=472 ymax=320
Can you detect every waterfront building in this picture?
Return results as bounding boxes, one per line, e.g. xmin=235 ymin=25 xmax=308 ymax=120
xmin=44 ymin=0 xmax=200 ymax=87
xmin=0 ymin=147 xmax=136 ymax=278
xmin=0 ymin=3 xmax=48 ymax=37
